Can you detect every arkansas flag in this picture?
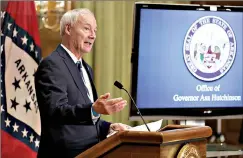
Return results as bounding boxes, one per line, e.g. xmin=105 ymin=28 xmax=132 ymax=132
xmin=1 ymin=1 xmax=41 ymax=158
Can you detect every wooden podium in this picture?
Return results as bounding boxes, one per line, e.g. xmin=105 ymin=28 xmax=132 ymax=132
xmin=76 ymin=125 xmax=212 ymax=158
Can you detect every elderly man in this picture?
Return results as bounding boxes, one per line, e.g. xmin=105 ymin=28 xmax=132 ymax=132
xmin=35 ymin=8 xmax=129 ymax=158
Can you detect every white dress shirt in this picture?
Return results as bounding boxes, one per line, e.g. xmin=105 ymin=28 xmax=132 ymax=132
xmin=61 ymin=44 xmax=99 ymax=120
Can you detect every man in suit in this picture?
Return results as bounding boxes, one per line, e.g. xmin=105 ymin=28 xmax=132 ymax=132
xmin=35 ymin=8 xmax=129 ymax=158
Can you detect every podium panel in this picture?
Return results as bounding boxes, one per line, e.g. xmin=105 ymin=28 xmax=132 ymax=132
xmin=76 ymin=125 xmax=212 ymax=158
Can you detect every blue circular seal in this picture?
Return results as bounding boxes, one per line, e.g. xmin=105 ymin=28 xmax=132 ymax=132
xmin=183 ymin=16 xmax=236 ymax=81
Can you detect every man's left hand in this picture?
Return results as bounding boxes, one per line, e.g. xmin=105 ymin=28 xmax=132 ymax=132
xmin=110 ymin=123 xmax=132 ymax=132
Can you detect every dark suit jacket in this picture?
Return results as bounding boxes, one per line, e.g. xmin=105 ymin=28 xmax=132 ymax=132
xmin=35 ymin=45 xmax=111 ymax=158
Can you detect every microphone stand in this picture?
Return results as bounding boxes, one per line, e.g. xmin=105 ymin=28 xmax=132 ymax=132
xmin=122 ymin=88 xmax=151 ymax=132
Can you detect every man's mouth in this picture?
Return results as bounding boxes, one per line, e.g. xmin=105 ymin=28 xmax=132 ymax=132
xmin=84 ymin=42 xmax=92 ymax=45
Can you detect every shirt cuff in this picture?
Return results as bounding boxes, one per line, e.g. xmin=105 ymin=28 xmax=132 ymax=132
xmin=91 ymin=104 xmax=100 ymax=120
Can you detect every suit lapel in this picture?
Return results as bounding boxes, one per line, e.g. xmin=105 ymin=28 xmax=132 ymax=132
xmin=56 ymin=45 xmax=91 ymax=104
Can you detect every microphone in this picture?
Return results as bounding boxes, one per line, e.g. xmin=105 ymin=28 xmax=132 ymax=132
xmin=114 ymin=81 xmax=151 ymax=132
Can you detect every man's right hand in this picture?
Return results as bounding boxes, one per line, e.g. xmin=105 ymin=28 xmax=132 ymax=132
xmin=92 ymin=93 xmax=127 ymax=115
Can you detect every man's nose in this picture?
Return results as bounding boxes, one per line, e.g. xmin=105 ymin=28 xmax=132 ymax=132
xmin=89 ymin=30 xmax=96 ymax=39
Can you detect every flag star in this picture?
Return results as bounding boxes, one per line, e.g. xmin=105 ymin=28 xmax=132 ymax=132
xmin=13 ymin=122 xmax=19 ymax=132
xmin=30 ymin=43 xmax=34 ymax=52
xmin=10 ymin=97 xmax=19 ymax=111
xmin=7 ymin=23 xmax=12 ymax=30
xmin=34 ymin=138 xmax=40 ymax=148
xmin=21 ymin=35 xmax=28 ymax=45
xmin=1 ymin=11 xmax=5 ymax=19
xmin=13 ymin=28 xmax=18 ymax=37
xmin=12 ymin=77 xmax=21 ymax=91
xmin=35 ymin=50 xmax=38 ymax=58
xmin=23 ymin=99 xmax=31 ymax=113
xmin=5 ymin=118 xmax=11 ymax=127
xmin=29 ymin=134 xmax=34 ymax=143
xmin=22 ymin=128 xmax=28 ymax=138
xmin=1 ymin=104 xmax=4 ymax=113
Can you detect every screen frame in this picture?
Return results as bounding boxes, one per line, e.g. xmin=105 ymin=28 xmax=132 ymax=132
xmin=130 ymin=2 xmax=243 ymax=120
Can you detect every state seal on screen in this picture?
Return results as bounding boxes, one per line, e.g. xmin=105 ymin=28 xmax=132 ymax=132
xmin=183 ymin=16 xmax=236 ymax=81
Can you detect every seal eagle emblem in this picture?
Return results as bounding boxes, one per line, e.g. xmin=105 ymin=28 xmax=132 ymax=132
xmin=183 ymin=16 xmax=236 ymax=81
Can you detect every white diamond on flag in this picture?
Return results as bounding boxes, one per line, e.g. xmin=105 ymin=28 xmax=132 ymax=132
xmin=5 ymin=38 xmax=41 ymax=134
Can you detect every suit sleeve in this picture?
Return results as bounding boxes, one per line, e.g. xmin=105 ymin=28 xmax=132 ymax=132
xmin=97 ymin=119 xmax=111 ymax=140
xmin=35 ymin=58 xmax=93 ymax=124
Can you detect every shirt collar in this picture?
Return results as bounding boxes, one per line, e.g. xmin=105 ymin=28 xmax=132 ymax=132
xmin=61 ymin=44 xmax=82 ymax=65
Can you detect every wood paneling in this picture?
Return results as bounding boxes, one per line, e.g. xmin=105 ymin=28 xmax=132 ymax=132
xmin=39 ymin=28 xmax=61 ymax=57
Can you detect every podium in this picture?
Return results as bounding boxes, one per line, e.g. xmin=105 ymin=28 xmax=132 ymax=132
xmin=76 ymin=125 xmax=212 ymax=158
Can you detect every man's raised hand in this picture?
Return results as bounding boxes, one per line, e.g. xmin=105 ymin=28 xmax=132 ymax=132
xmin=92 ymin=93 xmax=127 ymax=115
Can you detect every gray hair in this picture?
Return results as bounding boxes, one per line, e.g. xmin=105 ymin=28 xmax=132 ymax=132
xmin=60 ymin=8 xmax=94 ymax=36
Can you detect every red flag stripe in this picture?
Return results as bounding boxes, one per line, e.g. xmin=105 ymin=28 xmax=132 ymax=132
xmin=6 ymin=1 xmax=41 ymax=47
xmin=1 ymin=130 xmax=37 ymax=158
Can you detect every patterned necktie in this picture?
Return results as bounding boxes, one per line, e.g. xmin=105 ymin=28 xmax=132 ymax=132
xmin=76 ymin=61 xmax=90 ymax=97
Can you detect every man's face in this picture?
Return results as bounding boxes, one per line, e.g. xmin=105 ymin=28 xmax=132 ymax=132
xmin=69 ymin=13 xmax=97 ymax=54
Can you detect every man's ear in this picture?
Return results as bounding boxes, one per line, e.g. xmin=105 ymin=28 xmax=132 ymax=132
xmin=65 ymin=24 xmax=71 ymax=35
